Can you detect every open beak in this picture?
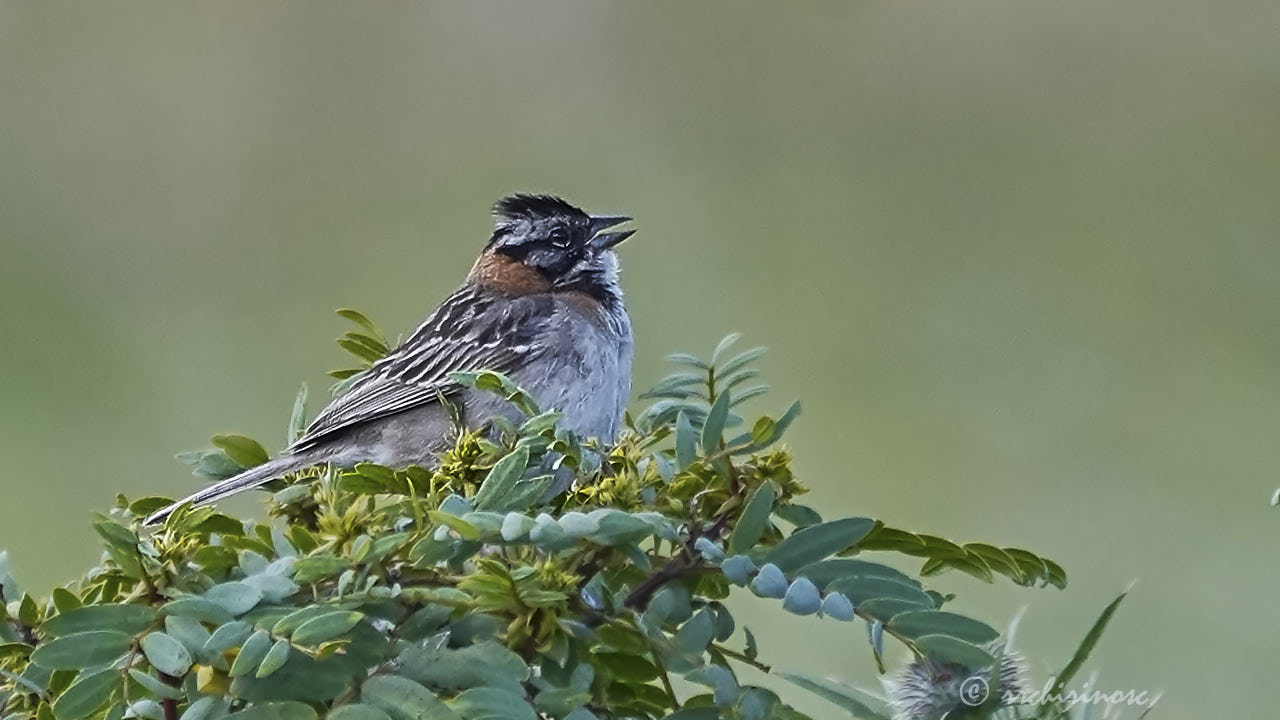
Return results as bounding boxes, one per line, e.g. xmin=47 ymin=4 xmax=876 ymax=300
xmin=588 ymin=214 xmax=635 ymax=250
xmin=589 ymin=214 xmax=630 ymax=234
xmin=590 ymin=229 xmax=636 ymax=250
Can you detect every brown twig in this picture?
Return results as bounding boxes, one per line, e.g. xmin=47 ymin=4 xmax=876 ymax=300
xmin=624 ymin=512 xmax=731 ymax=611
xmin=157 ymin=672 xmax=180 ymax=720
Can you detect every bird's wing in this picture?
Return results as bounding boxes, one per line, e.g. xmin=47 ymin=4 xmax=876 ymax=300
xmin=291 ymin=285 xmax=551 ymax=450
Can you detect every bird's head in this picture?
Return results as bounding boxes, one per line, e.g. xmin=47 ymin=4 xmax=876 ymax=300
xmin=471 ymin=194 xmax=635 ymax=302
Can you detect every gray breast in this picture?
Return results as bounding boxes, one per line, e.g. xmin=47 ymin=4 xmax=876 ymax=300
xmin=472 ymin=296 xmax=633 ymax=443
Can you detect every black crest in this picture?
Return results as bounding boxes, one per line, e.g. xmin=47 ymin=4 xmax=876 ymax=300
xmin=492 ymin=194 xmax=588 ymax=225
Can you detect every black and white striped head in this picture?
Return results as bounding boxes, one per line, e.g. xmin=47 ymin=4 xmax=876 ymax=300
xmin=485 ymin=194 xmax=634 ymax=300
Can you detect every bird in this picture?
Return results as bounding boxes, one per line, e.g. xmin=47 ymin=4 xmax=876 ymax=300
xmin=145 ymin=194 xmax=635 ymax=525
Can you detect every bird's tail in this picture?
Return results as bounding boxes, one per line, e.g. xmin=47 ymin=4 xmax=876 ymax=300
xmin=144 ymin=454 xmax=316 ymax=526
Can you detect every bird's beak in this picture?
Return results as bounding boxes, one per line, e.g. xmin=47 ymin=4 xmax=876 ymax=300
xmin=589 ymin=215 xmax=631 ymax=235
xmin=590 ymin=229 xmax=636 ymax=250
xmin=588 ymin=214 xmax=635 ymax=250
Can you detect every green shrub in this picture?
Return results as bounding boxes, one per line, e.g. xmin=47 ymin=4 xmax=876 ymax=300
xmin=3 ymin=319 xmax=1117 ymax=720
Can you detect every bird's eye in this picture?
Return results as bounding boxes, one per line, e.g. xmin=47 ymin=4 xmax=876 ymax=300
xmin=547 ymin=227 xmax=570 ymax=248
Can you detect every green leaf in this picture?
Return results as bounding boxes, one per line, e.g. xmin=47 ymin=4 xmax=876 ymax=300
xmin=857 ymin=598 xmax=928 ymax=624
xmin=914 ymin=634 xmax=996 ymax=668
xmin=288 ymin=383 xmax=309 ymax=444
xmin=179 ymin=449 xmax=243 ymax=480
xmin=728 ymin=482 xmax=776 ymax=555
xmin=534 ymin=687 xmax=592 ymax=718
xmin=15 ymin=591 xmax=39 ymax=625
xmin=362 ymin=675 xmax=460 ymax=720
xmin=674 ymin=609 xmax=715 ymax=656
xmin=674 ymin=411 xmax=697 ymax=470
xmin=796 ymin=559 xmax=919 ymax=591
xmin=42 ymin=605 xmax=157 ymax=637
xmin=126 ymin=669 xmax=183 ymax=700
xmin=687 ymin=664 xmax=738 ymax=706
xmin=585 ymin=510 xmax=653 ymax=546
xmin=448 ymin=371 xmax=539 ymax=416
xmin=336 ymin=308 xmax=385 ymax=338
xmin=211 ymin=434 xmax=270 ymax=469
xmin=718 ymin=367 xmax=761 ymax=393
xmin=666 ymin=352 xmax=710 ymax=369
xmin=596 ymin=624 xmax=648 ymax=654
xmin=449 ymin=687 xmax=537 ymax=720
xmin=292 ymin=555 xmax=348 ymax=584
xmin=518 ymin=410 xmax=562 ymax=435
xmin=730 ymin=385 xmax=770 ymax=407
xmin=770 ymin=400 xmax=801 ymax=441
xmin=920 ymin=554 xmax=994 ymax=584
xmin=782 ymin=577 xmax=822 ymax=615
xmin=17 ymin=592 xmax=40 ymax=625
xmin=0 ymin=550 xmax=19 ymax=605
xmin=328 ymin=706 xmax=394 ymax=720
xmin=90 ymin=514 xmax=136 ymax=548
xmin=128 ymin=496 xmax=173 ymax=517
xmin=701 ymin=390 xmax=732 ymax=451
xmin=89 ymin=517 xmax=143 ymax=578
xmin=162 ymin=597 xmax=235 ymax=625
xmin=427 ymin=512 xmax=482 ymax=541
xmin=50 ymin=588 xmax=82 ymax=614
xmin=245 ymin=571 xmax=298 ymax=603
xmin=255 ymin=639 xmax=290 ymax=678
xmin=179 ymin=696 xmax=224 ymax=720
xmin=203 ymin=581 xmax=263 ymax=617
xmin=777 ymin=672 xmax=892 ymax=720
xmin=640 ymin=373 xmax=704 ymax=400
xmin=593 ymin=653 xmax=659 ymax=682
xmin=711 ymin=333 xmax=743 ymax=364
xmin=205 ymin=621 xmax=253 ymax=653
xmin=765 ymin=518 xmax=876 ymax=572
xmin=230 ymin=630 xmax=272 ymax=677
xmin=338 ymin=338 xmax=384 ymax=363
xmin=291 ymin=611 xmax=363 ymax=646
xmin=501 ymin=476 xmax=555 ymax=512
xmin=164 ymin=616 xmax=213 ymax=659
xmin=52 ymin=668 xmax=121 ymax=720
xmin=717 ymin=347 xmax=766 ymax=378
xmin=0 ymin=668 xmax=44 ymax=697
xmin=265 ymin=608 xmax=327 ymax=638
xmin=773 ymin=503 xmax=822 ymax=528
xmin=0 ymin=642 xmax=34 ymax=661
xmin=1054 ymin=593 xmax=1126 ymax=692
xmin=887 ymin=611 xmax=999 ymax=645
xmin=1042 ymin=558 xmax=1068 ymax=589
xmin=31 ymin=631 xmax=132 ymax=670
xmin=397 ymin=641 xmax=528 ymax=694
xmin=827 ymin=576 xmax=932 ymax=608
xmin=344 ymin=332 xmax=390 ymax=358
xmin=140 ymin=632 xmax=193 ymax=676
xmin=224 ymin=702 xmax=318 ymax=720
xmin=472 ymin=446 xmax=530 ymax=512
xmin=962 ymin=544 xmax=1024 ymax=583
xmin=749 ymin=417 xmax=776 ymax=446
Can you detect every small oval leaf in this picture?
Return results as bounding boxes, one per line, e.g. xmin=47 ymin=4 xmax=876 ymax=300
xmin=31 ymin=631 xmax=132 ymax=670
xmin=140 ymin=632 xmax=193 ymax=677
xmin=255 ymin=638 xmax=290 ymax=678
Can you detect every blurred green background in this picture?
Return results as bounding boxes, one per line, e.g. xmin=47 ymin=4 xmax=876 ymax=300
xmin=2 ymin=1 xmax=1277 ymax=717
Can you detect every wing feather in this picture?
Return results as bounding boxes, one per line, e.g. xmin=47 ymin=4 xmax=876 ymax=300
xmin=291 ymin=286 xmax=549 ymax=450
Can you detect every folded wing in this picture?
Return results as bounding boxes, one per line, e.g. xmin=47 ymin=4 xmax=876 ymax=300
xmin=291 ymin=286 xmax=551 ymax=451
